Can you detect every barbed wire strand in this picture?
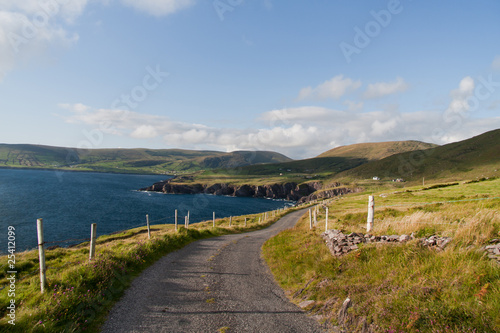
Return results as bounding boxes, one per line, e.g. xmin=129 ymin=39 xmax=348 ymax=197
xmin=377 ymin=196 xmax=500 ymax=209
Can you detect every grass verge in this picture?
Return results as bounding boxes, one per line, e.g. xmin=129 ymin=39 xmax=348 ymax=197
xmin=262 ymin=178 xmax=500 ymax=332
xmin=0 ymin=208 xmax=297 ymax=332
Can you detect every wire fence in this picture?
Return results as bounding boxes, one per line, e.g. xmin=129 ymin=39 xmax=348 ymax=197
xmin=0 ymin=213 xmax=178 ymax=292
xmin=35 ymin=214 xmax=178 ymax=248
xmin=377 ymin=196 xmax=500 ymax=209
xmin=3 ymin=195 xmax=497 ymax=292
xmin=307 ymin=196 xmax=500 ymax=230
xmin=0 ymin=208 xmax=282 ymax=292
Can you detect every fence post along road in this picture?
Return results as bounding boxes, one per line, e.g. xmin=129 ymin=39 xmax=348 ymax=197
xmin=36 ymin=219 xmax=47 ymax=293
xmin=31 ymin=205 xmax=297 ymax=295
xmin=367 ymin=195 xmax=375 ymax=233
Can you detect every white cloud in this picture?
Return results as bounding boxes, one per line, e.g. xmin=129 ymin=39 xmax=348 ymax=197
xmin=371 ymin=118 xmax=398 ymax=136
xmin=119 ymin=0 xmax=195 ymax=16
xmin=259 ymin=106 xmax=336 ymax=123
xmin=456 ymin=76 xmax=474 ymax=95
xmin=344 ymin=100 xmax=364 ymax=112
xmin=297 ymin=75 xmax=361 ymax=101
xmin=492 ymin=55 xmax=500 ymax=71
xmin=0 ymin=0 xmax=192 ymax=80
xmin=363 ymin=77 xmax=409 ymax=99
xmin=445 ymin=76 xmax=474 ymax=116
xmin=0 ymin=1 xmax=85 ymax=80
xmin=59 ymin=103 xmax=89 ymax=113
xmin=61 ymin=96 xmax=500 ymax=159
xmin=131 ymin=125 xmax=158 ymax=139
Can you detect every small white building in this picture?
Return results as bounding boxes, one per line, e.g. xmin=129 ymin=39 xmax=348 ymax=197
xmin=373 ymin=176 xmax=380 ymax=180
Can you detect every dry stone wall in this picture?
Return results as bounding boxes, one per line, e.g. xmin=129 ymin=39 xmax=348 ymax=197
xmin=322 ymin=230 xmax=500 ymax=265
xmin=484 ymin=240 xmax=500 ymax=265
xmin=321 ymin=229 xmax=452 ymax=257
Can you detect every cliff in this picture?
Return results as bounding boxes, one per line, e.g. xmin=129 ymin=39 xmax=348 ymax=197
xmin=140 ymin=178 xmax=358 ymax=202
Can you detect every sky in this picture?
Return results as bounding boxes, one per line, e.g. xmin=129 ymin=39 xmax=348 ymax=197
xmin=1 ymin=0 xmax=500 ymax=159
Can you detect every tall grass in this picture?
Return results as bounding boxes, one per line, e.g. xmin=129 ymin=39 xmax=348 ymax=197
xmin=0 ymin=210 xmax=295 ymax=332
xmin=263 ymin=178 xmax=500 ymax=332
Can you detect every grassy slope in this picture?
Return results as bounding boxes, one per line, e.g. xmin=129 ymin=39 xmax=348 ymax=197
xmin=262 ymin=177 xmax=500 ymax=332
xmin=317 ymin=140 xmax=438 ymax=160
xmin=165 ymin=130 xmax=498 ymax=189
xmin=0 ymin=209 xmax=297 ymax=332
xmin=336 ymin=128 xmax=500 ymax=184
xmin=181 ymin=142 xmax=438 ymax=186
xmin=192 ymin=156 xmax=367 ymax=185
xmin=0 ymin=144 xmax=292 ymax=174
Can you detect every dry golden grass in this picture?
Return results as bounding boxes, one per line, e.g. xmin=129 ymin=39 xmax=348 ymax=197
xmin=263 ymin=178 xmax=500 ymax=332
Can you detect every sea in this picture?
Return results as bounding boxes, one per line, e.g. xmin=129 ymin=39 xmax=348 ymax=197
xmin=0 ymin=168 xmax=293 ymax=254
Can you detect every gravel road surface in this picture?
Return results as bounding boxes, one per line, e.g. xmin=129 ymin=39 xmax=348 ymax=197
xmin=101 ymin=209 xmax=325 ymax=332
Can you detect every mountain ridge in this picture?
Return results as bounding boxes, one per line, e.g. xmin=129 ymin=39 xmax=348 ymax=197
xmin=336 ymin=128 xmax=500 ymax=182
xmin=317 ymin=140 xmax=438 ymax=160
xmin=0 ymin=144 xmax=292 ymax=174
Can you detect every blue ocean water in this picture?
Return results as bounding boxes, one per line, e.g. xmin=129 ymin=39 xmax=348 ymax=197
xmin=0 ymin=168 xmax=292 ymax=253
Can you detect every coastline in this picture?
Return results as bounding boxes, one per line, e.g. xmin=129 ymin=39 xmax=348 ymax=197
xmin=0 ymin=165 xmax=163 ymax=176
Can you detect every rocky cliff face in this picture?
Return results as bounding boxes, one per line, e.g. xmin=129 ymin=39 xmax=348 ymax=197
xmin=297 ymin=186 xmax=363 ymax=203
xmin=140 ymin=178 xmax=357 ymax=203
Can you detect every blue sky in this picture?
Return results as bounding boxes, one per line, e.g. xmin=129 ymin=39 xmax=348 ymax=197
xmin=1 ymin=0 xmax=500 ymax=159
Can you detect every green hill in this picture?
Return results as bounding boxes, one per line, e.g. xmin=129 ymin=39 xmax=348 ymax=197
xmin=337 ymin=128 xmax=500 ymax=182
xmin=317 ymin=140 xmax=437 ymax=160
xmin=0 ymin=144 xmax=292 ymax=174
xmin=206 ymin=141 xmax=437 ymax=179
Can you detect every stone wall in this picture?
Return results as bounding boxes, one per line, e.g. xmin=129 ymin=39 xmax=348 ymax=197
xmin=484 ymin=240 xmax=500 ymax=265
xmin=321 ymin=229 xmax=452 ymax=257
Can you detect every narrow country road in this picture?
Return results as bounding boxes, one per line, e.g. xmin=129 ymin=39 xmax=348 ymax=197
xmin=101 ymin=209 xmax=325 ymax=333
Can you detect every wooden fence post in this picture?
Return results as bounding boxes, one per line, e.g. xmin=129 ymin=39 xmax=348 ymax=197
xmin=245 ymin=217 xmax=247 ymax=227
xmin=36 ymin=218 xmax=47 ymax=293
xmin=187 ymin=211 xmax=190 ymax=225
xmin=325 ymin=207 xmax=329 ymax=232
xmin=175 ymin=209 xmax=178 ymax=231
xmin=146 ymin=214 xmax=151 ymax=239
xmin=367 ymin=195 xmax=374 ymax=233
xmin=309 ymin=209 xmax=312 ymax=230
xmin=213 ymin=212 xmax=215 ymax=228
xmin=89 ymin=223 xmax=97 ymax=260
xmin=229 ymin=216 xmax=232 ymax=227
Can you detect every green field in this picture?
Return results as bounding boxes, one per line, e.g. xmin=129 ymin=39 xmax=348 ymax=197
xmin=262 ymin=177 xmax=500 ymax=332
